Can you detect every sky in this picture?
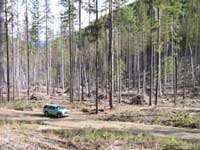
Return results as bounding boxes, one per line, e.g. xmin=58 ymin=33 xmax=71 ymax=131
xmin=19 ymin=0 xmax=136 ymax=39
xmin=51 ymin=0 xmax=107 ymax=34
xmin=51 ymin=0 xmax=136 ymax=35
xmin=38 ymin=0 xmax=106 ymax=39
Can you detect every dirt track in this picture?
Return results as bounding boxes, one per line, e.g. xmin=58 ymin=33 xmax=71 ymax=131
xmin=0 ymin=108 xmax=200 ymax=143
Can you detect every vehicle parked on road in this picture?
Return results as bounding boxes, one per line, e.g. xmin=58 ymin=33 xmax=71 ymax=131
xmin=43 ymin=104 xmax=70 ymax=118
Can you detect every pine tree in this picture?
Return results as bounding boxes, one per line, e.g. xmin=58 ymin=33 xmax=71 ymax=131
xmin=30 ymin=0 xmax=41 ymax=89
xmin=61 ymin=0 xmax=77 ymax=103
xmin=45 ymin=0 xmax=50 ymax=95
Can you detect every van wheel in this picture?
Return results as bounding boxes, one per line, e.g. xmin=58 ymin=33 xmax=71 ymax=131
xmin=57 ymin=113 xmax=61 ymax=118
xmin=44 ymin=111 xmax=48 ymax=117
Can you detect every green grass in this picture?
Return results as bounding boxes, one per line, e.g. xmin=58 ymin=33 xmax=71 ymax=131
xmin=172 ymin=114 xmax=195 ymax=128
xmin=51 ymin=128 xmax=200 ymax=149
xmin=54 ymin=128 xmax=134 ymax=143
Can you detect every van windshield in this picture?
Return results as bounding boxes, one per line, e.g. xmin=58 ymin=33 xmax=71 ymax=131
xmin=57 ymin=106 xmax=65 ymax=110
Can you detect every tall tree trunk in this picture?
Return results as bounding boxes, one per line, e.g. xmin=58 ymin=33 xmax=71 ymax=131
xmin=142 ymin=28 xmax=147 ymax=97
xmin=87 ymin=0 xmax=91 ymax=98
xmin=11 ymin=12 xmax=15 ymax=100
xmin=155 ymin=53 xmax=159 ymax=106
xmin=95 ymin=0 xmax=99 ymax=113
xmin=128 ymin=26 xmax=131 ymax=100
xmin=137 ymin=49 xmax=140 ymax=94
xmin=0 ymin=0 xmax=5 ymax=100
xmin=79 ymin=0 xmax=84 ymax=101
xmin=5 ymin=0 xmax=10 ymax=101
xmin=117 ymin=29 xmax=121 ymax=103
xmin=16 ymin=1 xmax=20 ymax=99
xmin=155 ymin=7 xmax=161 ymax=105
xmin=61 ymin=37 xmax=65 ymax=95
xmin=171 ymin=25 xmax=176 ymax=105
xmin=49 ymin=39 xmax=52 ymax=95
xmin=45 ymin=0 xmax=49 ymax=96
xmin=158 ymin=8 xmax=162 ymax=97
xmin=189 ymin=44 xmax=195 ymax=88
xmin=108 ymin=0 xmax=113 ymax=109
xmin=149 ymin=0 xmax=153 ymax=106
xmin=69 ymin=0 xmax=74 ymax=103
xmin=163 ymin=44 xmax=169 ymax=96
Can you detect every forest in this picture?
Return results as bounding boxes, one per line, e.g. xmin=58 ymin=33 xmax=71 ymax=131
xmin=0 ymin=0 xmax=200 ymax=149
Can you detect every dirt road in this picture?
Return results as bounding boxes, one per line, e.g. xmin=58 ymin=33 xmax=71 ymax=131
xmin=0 ymin=108 xmax=200 ymax=143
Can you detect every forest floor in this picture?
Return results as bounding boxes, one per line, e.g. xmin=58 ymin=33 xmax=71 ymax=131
xmin=0 ymin=92 xmax=200 ymax=149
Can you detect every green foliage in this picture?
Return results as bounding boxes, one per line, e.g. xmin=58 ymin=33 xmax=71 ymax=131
xmin=161 ymin=136 xmax=199 ymax=150
xmin=60 ymin=0 xmax=77 ymax=28
xmin=162 ymin=136 xmax=186 ymax=150
xmin=119 ymin=6 xmax=135 ymax=25
xmin=30 ymin=0 xmax=41 ymax=48
xmin=165 ymin=56 xmax=173 ymax=73
xmin=120 ymin=59 xmax=126 ymax=73
xmin=173 ymin=114 xmax=194 ymax=127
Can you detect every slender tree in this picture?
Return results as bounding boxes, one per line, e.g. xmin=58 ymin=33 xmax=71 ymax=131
xmin=0 ymin=0 xmax=4 ymax=100
xmin=24 ymin=0 xmax=30 ymax=100
xmin=108 ymin=0 xmax=113 ymax=109
xmin=95 ymin=0 xmax=99 ymax=113
xmin=5 ymin=0 xmax=10 ymax=101
xmin=78 ymin=0 xmax=84 ymax=101
xmin=45 ymin=0 xmax=50 ymax=95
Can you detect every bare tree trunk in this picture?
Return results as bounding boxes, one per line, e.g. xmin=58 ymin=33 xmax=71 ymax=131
xmin=0 ymin=0 xmax=5 ymax=100
xmin=158 ymin=8 xmax=162 ymax=97
xmin=61 ymin=38 xmax=65 ymax=95
xmin=128 ymin=26 xmax=131 ymax=100
xmin=142 ymin=29 xmax=146 ymax=97
xmin=149 ymin=0 xmax=153 ymax=106
xmin=49 ymin=39 xmax=52 ymax=95
xmin=108 ymin=0 xmax=113 ymax=109
xmin=79 ymin=0 xmax=84 ymax=101
xmin=16 ymin=1 xmax=20 ymax=99
xmin=69 ymin=0 xmax=74 ymax=103
xmin=5 ymin=0 xmax=10 ymax=101
xmin=117 ymin=29 xmax=121 ymax=103
xmin=11 ymin=12 xmax=15 ymax=100
xmin=163 ymin=44 xmax=168 ymax=95
xmin=137 ymin=49 xmax=140 ymax=94
xmin=155 ymin=53 xmax=159 ymax=106
xmin=171 ymin=25 xmax=176 ymax=105
xmin=45 ymin=0 xmax=49 ymax=96
xmin=26 ymin=0 xmax=30 ymax=100
xmin=95 ymin=0 xmax=99 ymax=113
xmin=189 ymin=44 xmax=196 ymax=87
xmin=155 ymin=7 xmax=161 ymax=105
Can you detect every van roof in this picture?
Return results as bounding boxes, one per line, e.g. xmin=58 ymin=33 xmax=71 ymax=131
xmin=44 ymin=104 xmax=63 ymax=107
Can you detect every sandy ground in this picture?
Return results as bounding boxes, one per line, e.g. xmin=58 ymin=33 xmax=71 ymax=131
xmin=0 ymin=92 xmax=200 ymax=149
